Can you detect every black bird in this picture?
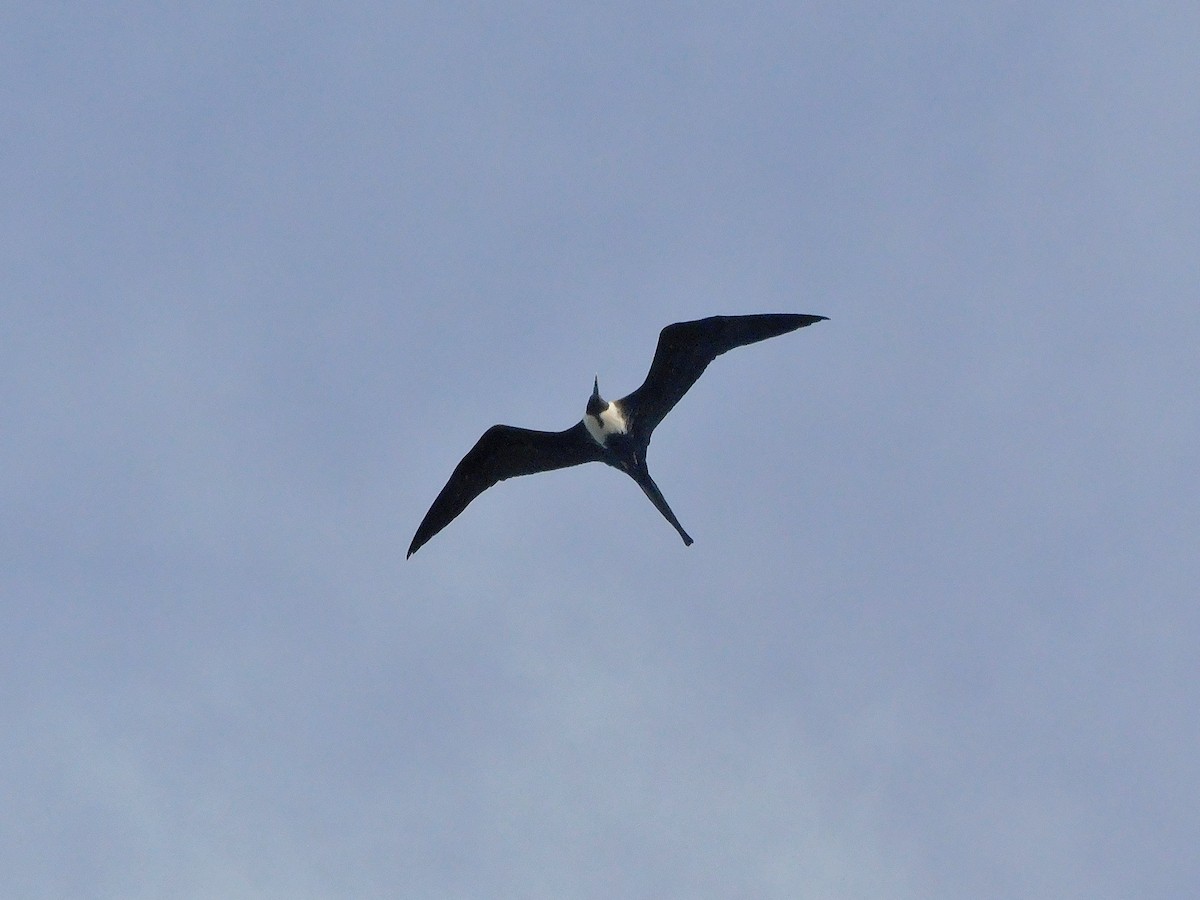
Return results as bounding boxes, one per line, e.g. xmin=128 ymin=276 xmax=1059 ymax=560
xmin=407 ymin=313 xmax=826 ymax=557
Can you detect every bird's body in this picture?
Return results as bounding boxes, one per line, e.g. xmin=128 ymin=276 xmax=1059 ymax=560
xmin=407 ymin=313 xmax=826 ymax=557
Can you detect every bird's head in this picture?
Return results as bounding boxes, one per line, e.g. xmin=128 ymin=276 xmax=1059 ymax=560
xmin=586 ymin=375 xmax=607 ymax=418
xmin=583 ymin=376 xmax=628 ymax=445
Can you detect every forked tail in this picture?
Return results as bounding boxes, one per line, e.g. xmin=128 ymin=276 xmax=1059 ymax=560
xmin=628 ymin=463 xmax=694 ymax=546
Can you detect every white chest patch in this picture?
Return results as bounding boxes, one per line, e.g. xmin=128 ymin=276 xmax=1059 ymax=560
xmin=584 ymin=403 xmax=628 ymax=445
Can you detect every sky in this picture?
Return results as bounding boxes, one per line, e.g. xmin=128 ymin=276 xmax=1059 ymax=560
xmin=3 ymin=3 xmax=1198 ymax=897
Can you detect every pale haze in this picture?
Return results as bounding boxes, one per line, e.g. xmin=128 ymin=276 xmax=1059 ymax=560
xmin=3 ymin=4 xmax=1197 ymax=898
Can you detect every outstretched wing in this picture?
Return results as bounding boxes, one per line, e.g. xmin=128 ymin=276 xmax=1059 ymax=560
xmin=620 ymin=313 xmax=827 ymax=439
xmin=408 ymin=421 xmax=603 ymax=557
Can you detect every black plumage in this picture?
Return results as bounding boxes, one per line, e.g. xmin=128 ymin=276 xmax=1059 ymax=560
xmin=407 ymin=313 xmax=826 ymax=557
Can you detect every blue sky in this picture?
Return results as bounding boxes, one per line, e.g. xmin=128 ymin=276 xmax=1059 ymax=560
xmin=4 ymin=3 xmax=1198 ymax=897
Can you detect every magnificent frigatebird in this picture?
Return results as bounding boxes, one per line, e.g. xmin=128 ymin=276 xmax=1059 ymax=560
xmin=407 ymin=313 xmax=826 ymax=557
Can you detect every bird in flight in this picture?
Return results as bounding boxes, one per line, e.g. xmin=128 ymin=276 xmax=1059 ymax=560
xmin=407 ymin=313 xmax=826 ymax=557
